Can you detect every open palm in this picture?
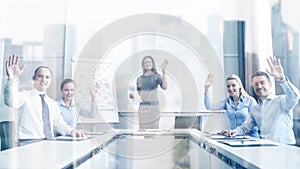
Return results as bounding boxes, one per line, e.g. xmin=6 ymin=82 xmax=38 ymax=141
xmin=90 ymin=81 xmax=101 ymax=99
xmin=6 ymin=54 xmax=25 ymax=80
xmin=204 ymin=73 xmax=213 ymax=88
xmin=266 ymin=56 xmax=284 ymax=79
xmin=161 ymin=59 xmax=168 ymax=73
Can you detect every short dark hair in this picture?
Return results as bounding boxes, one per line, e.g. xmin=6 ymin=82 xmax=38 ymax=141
xmin=60 ymin=79 xmax=76 ymax=90
xmin=251 ymin=71 xmax=271 ymax=83
xmin=33 ymin=66 xmax=52 ymax=79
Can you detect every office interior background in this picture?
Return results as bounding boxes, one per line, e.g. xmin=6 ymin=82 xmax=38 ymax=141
xmin=1 ymin=0 xmax=300 ymax=146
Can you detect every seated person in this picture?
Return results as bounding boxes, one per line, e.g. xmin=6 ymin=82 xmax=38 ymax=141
xmin=224 ymin=56 xmax=299 ymax=145
xmin=204 ymin=73 xmax=259 ymax=138
xmin=4 ymin=54 xmax=86 ymax=146
xmin=57 ymin=79 xmax=100 ymax=129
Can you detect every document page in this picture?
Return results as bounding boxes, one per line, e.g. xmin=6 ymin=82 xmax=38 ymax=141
xmin=53 ymin=135 xmax=94 ymax=141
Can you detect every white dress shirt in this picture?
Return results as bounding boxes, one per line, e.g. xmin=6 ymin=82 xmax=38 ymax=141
xmin=4 ymin=80 xmax=73 ymax=140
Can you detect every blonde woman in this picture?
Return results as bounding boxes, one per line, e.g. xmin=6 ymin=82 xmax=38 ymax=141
xmin=204 ymin=74 xmax=259 ymax=138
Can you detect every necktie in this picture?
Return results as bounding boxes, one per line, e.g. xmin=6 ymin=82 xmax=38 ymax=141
xmin=39 ymin=94 xmax=53 ymax=139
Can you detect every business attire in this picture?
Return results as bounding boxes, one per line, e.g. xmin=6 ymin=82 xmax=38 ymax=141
xmin=204 ymin=93 xmax=259 ymax=138
xmin=234 ymin=78 xmax=299 ymax=144
xmin=137 ymin=73 xmax=163 ymax=129
xmin=57 ymin=99 xmax=97 ymax=128
xmin=3 ymin=81 xmax=73 ymax=145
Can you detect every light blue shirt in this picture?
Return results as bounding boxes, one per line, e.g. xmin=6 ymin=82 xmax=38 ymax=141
xmin=57 ymin=98 xmax=97 ymax=129
xmin=234 ymin=79 xmax=299 ymax=144
xmin=57 ymin=99 xmax=76 ymax=128
xmin=204 ymin=93 xmax=259 ymax=138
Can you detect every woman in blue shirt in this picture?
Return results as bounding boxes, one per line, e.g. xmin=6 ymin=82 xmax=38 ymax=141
xmin=57 ymin=79 xmax=100 ymax=129
xmin=204 ymin=74 xmax=259 ymax=138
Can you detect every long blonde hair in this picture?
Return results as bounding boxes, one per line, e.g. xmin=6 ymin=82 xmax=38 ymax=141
xmin=226 ymin=74 xmax=249 ymax=96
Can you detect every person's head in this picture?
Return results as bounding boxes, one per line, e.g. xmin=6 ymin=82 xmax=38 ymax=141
xmin=251 ymin=71 xmax=272 ymax=100
xmin=141 ymin=55 xmax=157 ymax=74
xmin=60 ymin=79 xmax=76 ymax=102
xmin=226 ymin=74 xmax=248 ymax=97
xmin=32 ymin=66 xmax=52 ymax=93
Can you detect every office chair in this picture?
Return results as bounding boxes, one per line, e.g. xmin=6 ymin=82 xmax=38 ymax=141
xmin=0 ymin=121 xmax=16 ymax=151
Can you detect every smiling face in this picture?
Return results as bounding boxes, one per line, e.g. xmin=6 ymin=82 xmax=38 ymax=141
xmin=61 ymin=82 xmax=75 ymax=102
xmin=226 ymin=79 xmax=241 ymax=98
xmin=143 ymin=57 xmax=153 ymax=71
xmin=252 ymin=75 xmax=272 ymax=100
xmin=33 ymin=67 xmax=52 ymax=93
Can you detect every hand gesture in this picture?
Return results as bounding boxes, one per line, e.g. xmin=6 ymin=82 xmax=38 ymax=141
xmin=204 ymin=73 xmax=213 ymax=89
xmin=161 ymin=58 xmax=168 ymax=73
xmin=6 ymin=54 xmax=26 ymax=80
xmin=266 ymin=56 xmax=285 ymax=79
xmin=223 ymin=130 xmax=236 ymax=137
xmin=71 ymin=129 xmax=87 ymax=138
xmin=90 ymin=81 xmax=101 ymax=100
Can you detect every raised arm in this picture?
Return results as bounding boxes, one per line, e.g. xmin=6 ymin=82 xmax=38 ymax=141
xmin=6 ymin=54 xmax=26 ymax=80
xmin=90 ymin=82 xmax=101 ymax=102
xmin=204 ymin=73 xmax=213 ymax=94
xmin=204 ymin=73 xmax=213 ymax=109
xmin=89 ymin=82 xmax=101 ymax=118
xmin=267 ymin=56 xmax=299 ymax=110
xmin=160 ymin=58 xmax=168 ymax=90
xmin=266 ymin=56 xmax=286 ymax=82
xmin=4 ymin=54 xmax=26 ymax=107
xmin=79 ymin=82 xmax=101 ymax=118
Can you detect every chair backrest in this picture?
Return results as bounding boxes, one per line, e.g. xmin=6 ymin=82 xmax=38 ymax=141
xmin=0 ymin=121 xmax=16 ymax=151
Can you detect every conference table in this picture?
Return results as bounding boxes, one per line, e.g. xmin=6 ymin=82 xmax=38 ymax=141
xmin=0 ymin=128 xmax=299 ymax=169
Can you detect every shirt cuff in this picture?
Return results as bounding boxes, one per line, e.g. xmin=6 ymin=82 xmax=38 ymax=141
xmin=276 ymin=76 xmax=288 ymax=83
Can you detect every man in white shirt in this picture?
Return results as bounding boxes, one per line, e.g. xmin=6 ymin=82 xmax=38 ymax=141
xmin=4 ymin=54 xmax=86 ymax=146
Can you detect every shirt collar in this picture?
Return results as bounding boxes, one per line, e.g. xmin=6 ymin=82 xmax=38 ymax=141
xmin=239 ymin=94 xmax=246 ymax=101
xmin=258 ymin=92 xmax=276 ymax=104
xmin=58 ymin=98 xmax=75 ymax=107
xmin=32 ymin=88 xmax=47 ymax=97
xmin=229 ymin=94 xmax=245 ymax=102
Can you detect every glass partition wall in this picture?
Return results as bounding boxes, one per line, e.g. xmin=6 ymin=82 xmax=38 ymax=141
xmin=1 ymin=0 xmax=300 ymax=145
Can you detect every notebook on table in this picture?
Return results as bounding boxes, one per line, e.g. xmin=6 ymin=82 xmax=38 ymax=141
xmin=53 ymin=135 xmax=94 ymax=141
